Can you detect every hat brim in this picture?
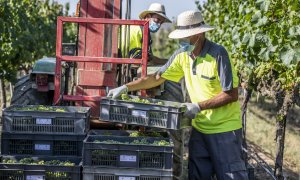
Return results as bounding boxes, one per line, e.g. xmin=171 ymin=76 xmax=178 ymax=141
xmin=139 ymin=10 xmax=172 ymax=23
xmin=168 ymin=25 xmax=215 ymax=39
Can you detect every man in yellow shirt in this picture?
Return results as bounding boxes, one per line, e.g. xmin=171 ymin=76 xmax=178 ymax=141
xmin=111 ymin=10 xmax=248 ymax=180
xmin=120 ymin=3 xmax=171 ymax=65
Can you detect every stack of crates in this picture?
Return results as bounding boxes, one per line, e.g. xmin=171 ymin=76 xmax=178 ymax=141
xmin=82 ymin=130 xmax=174 ymax=180
xmin=90 ymin=95 xmax=187 ymax=180
xmin=0 ymin=105 xmax=91 ymax=179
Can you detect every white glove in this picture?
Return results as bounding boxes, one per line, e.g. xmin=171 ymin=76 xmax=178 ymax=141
xmin=107 ymin=85 xmax=128 ymax=99
xmin=181 ymin=103 xmax=201 ymax=119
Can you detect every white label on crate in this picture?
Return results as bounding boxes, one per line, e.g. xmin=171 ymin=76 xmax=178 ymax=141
xmin=120 ymin=155 xmax=137 ymax=162
xmin=119 ymin=177 xmax=136 ymax=180
xmin=34 ymin=144 xmax=50 ymax=151
xmin=26 ymin=175 xmax=44 ymax=180
xmin=131 ymin=110 xmax=147 ymax=118
xmin=36 ymin=118 xmax=52 ymax=125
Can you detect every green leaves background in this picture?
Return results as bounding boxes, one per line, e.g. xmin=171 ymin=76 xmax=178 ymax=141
xmin=197 ymin=0 xmax=300 ymax=91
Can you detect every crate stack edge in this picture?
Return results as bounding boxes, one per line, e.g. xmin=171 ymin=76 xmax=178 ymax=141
xmin=0 ymin=105 xmax=91 ymax=179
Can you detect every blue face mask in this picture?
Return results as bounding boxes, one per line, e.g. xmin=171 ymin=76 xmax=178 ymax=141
xmin=179 ymin=40 xmax=195 ymax=52
xmin=179 ymin=36 xmax=201 ymax=52
xmin=149 ymin=20 xmax=160 ymax=33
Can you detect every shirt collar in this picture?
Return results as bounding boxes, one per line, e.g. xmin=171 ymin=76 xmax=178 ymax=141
xmin=199 ymin=39 xmax=211 ymax=57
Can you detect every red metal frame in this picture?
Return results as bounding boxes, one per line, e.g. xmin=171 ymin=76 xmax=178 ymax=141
xmin=54 ymin=16 xmax=149 ymax=104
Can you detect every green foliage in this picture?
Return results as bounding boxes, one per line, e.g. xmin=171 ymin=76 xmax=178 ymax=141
xmin=197 ymin=0 xmax=300 ymax=91
xmin=0 ymin=0 xmax=74 ymax=82
xmin=152 ymin=26 xmax=179 ymax=58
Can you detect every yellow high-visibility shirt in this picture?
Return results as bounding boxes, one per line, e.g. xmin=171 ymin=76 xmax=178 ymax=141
xmin=160 ymin=40 xmax=242 ymax=134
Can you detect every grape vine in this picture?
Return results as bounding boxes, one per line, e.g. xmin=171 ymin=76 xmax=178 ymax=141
xmin=197 ymin=0 xmax=299 ymax=179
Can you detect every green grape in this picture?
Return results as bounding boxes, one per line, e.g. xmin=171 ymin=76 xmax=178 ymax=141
xmin=119 ymin=94 xmax=165 ymax=105
xmin=121 ymin=94 xmax=130 ymax=100
xmin=156 ymin=102 xmax=164 ymax=105
xmin=129 ymin=131 xmax=145 ymax=137
xmin=14 ymin=105 xmax=66 ymax=112
xmin=19 ymin=158 xmax=35 ymax=164
xmin=2 ymin=159 xmax=17 ymax=164
xmin=153 ymin=140 xmax=171 ymax=146
xmin=147 ymin=131 xmax=163 ymax=137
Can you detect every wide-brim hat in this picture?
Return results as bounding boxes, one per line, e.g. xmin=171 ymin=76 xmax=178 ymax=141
xmin=169 ymin=10 xmax=215 ymax=39
xmin=139 ymin=3 xmax=171 ymax=23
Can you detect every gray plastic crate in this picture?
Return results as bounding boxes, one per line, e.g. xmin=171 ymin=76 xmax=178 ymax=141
xmin=83 ymin=130 xmax=173 ymax=170
xmin=100 ymin=96 xmax=188 ymax=129
xmin=0 ymin=156 xmax=81 ymax=180
xmin=83 ymin=166 xmax=172 ymax=180
xmin=1 ymin=132 xmax=85 ymax=157
xmin=2 ymin=105 xmax=90 ymax=134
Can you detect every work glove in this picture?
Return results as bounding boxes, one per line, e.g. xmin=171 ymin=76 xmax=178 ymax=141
xmin=181 ymin=103 xmax=201 ymax=119
xmin=107 ymin=85 xmax=128 ymax=99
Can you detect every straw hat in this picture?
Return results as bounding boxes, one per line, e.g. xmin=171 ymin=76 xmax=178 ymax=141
xmin=169 ymin=10 xmax=215 ymax=39
xmin=139 ymin=3 xmax=171 ymax=23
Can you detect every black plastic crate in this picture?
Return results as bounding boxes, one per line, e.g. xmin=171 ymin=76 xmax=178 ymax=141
xmin=0 ymin=156 xmax=81 ymax=180
xmin=83 ymin=130 xmax=173 ymax=170
xmin=1 ymin=132 xmax=85 ymax=157
xmin=83 ymin=166 xmax=172 ymax=180
xmin=2 ymin=105 xmax=90 ymax=134
xmin=100 ymin=96 xmax=189 ymax=129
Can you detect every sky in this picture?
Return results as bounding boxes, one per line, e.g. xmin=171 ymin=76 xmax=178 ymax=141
xmin=56 ymin=0 xmax=201 ymax=21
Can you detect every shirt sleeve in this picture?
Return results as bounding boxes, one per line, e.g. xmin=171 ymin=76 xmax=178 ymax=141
xmin=217 ymin=47 xmax=238 ymax=91
xmin=159 ymin=48 xmax=185 ymax=83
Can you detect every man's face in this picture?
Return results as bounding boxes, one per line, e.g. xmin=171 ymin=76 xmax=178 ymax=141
xmin=188 ymin=33 xmax=205 ymax=45
xmin=145 ymin=14 xmax=165 ymax=25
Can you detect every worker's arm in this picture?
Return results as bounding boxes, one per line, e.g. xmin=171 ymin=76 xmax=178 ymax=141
xmin=198 ymin=88 xmax=238 ymax=110
xmin=149 ymin=55 xmax=168 ymax=65
xmin=127 ymin=74 xmax=166 ymax=91
xmin=182 ymin=88 xmax=239 ymax=119
xmin=107 ymin=74 xmax=165 ymax=99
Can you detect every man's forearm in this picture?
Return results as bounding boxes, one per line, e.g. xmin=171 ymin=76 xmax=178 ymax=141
xmin=198 ymin=88 xmax=239 ymax=110
xmin=126 ymin=74 xmax=165 ymax=91
xmin=150 ymin=56 xmax=168 ymax=65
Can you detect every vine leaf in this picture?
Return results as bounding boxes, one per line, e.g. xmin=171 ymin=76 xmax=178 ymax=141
xmin=280 ymin=48 xmax=298 ymax=67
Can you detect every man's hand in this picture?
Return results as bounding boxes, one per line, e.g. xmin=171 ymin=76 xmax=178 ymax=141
xmin=181 ymin=103 xmax=201 ymax=119
xmin=107 ymin=85 xmax=128 ymax=99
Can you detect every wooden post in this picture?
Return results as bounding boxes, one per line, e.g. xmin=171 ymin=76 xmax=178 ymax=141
xmin=0 ymin=78 xmax=7 ymax=109
xmin=274 ymin=90 xmax=294 ymax=180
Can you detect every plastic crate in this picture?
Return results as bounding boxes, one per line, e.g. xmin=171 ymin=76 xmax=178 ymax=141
xmin=83 ymin=130 xmax=173 ymax=170
xmin=0 ymin=156 xmax=81 ymax=180
xmin=2 ymin=105 xmax=90 ymax=134
xmin=83 ymin=166 xmax=172 ymax=180
xmin=100 ymin=96 xmax=189 ymax=129
xmin=1 ymin=132 xmax=85 ymax=157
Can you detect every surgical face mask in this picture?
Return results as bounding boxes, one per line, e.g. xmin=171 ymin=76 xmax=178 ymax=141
xmin=179 ymin=36 xmax=201 ymax=52
xmin=149 ymin=20 xmax=161 ymax=33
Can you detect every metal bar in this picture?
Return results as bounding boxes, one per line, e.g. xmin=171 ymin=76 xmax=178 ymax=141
xmin=63 ymin=95 xmax=101 ymax=101
xmin=140 ymin=20 xmax=149 ymax=97
xmin=59 ymin=56 xmax=143 ymax=64
xmin=54 ymin=17 xmax=63 ymax=105
xmin=59 ymin=16 xmax=146 ymax=25
xmin=243 ymin=148 xmax=277 ymax=180
xmin=55 ymin=16 xmax=150 ymax=102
